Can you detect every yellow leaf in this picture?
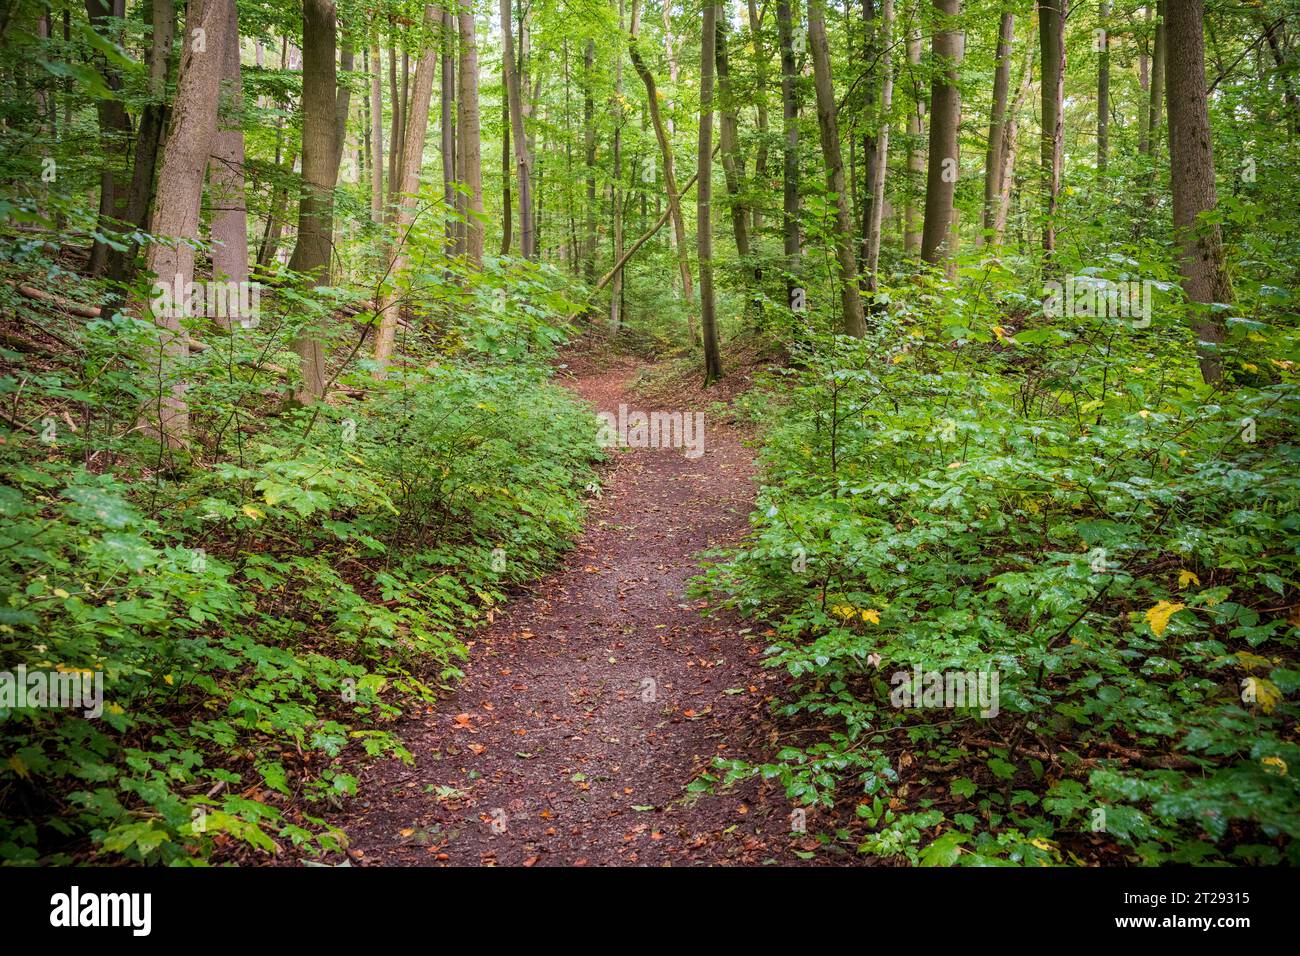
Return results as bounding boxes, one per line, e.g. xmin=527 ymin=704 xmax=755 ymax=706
xmin=163 ymin=674 xmax=174 ymax=686
xmin=1138 ymin=409 xmax=1151 ymax=419
xmin=1251 ymin=677 xmax=1282 ymax=714
xmin=1145 ymin=600 xmax=1185 ymax=637
xmin=52 ymin=587 xmax=70 ymax=599
xmin=1177 ymin=570 xmax=1200 ymax=589
xmin=1234 ymin=651 xmax=1271 ymax=672
xmin=242 ymin=504 xmax=263 ymax=521
xmin=861 ymin=609 xmax=881 ymax=625
xmin=7 ymin=755 xmax=29 ymax=779
xmin=1262 ymin=756 xmax=1288 ymax=776
xmin=831 ymin=604 xmax=856 ymax=621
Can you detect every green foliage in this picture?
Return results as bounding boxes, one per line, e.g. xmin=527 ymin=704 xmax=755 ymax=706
xmin=697 ymin=259 xmax=1300 ymax=865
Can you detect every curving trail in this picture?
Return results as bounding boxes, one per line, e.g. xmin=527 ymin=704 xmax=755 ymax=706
xmin=325 ymin=357 xmax=808 ymax=866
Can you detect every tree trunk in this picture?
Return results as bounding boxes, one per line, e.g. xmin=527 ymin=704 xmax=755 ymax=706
xmin=864 ymin=0 xmax=894 ymax=289
xmin=583 ymin=39 xmax=597 ymax=282
xmin=981 ymin=9 xmax=1013 ymax=244
xmin=208 ymin=0 xmax=248 ymax=328
xmin=1037 ymin=0 xmax=1064 ymax=259
xmin=628 ymin=6 xmax=694 ymax=315
xmin=139 ymin=0 xmax=228 ymax=447
xmin=1147 ymin=0 xmax=1166 ymax=155
xmin=374 ymin=5 xmax=441 ymax=373
xmin=610 ymin=0 xmax=625 ymax=332
xmin=440 ymin=9 xmax=457 ymax=252
xmin=109 ymin=0 xmax=176 ymax=283
xmin=746 ymin=0 xmax=769 ymax=237
xmin=287 ymin=0 xmax=340 ymax=403
xmin=699 ymin=0 xmax=723 ymax=381
xmin=809 ymin=0 xmax=866 ymax=335
xmin=456 ymin=6 xmax=484 ymax=265
xmin=715 ymin=11 xmax=752 ymax=270
xmin=85 ymin=0 xmax=131 ymax=277
xmin=777 ymin=0 xmax=801 ymax=302
xmin=920 ymin=0 xmax=962 ymax=265
xmin=370 ymin=40 xmax=385 ymax=221
xmin=1166 ymin=0 xmax=1230 ymax=383
xmin=905 ymin=22 xmax=925 ymax=255
xmin=1097 ymin=2 xmax=1110 ymax=175
xmin=501 ymin=0 xmax=535 ymax=258
xmin=333 ymin=41 xmax=354 ymax=177
xmin=992 ymin=45 xmax=1032 ymax=246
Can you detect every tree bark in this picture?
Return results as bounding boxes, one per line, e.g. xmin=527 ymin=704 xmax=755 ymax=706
xmin=208 ymin=0 xmax=248 ymax=328
xmin=139 ymin=0 xmax=228 ymax=446
xmin=864 ymin=0 xmax=894 ymax=289
xmin=1037 ymin=0 xmax=1064 ymax=259
xmin=1097 ymin=1 xmax=1110 ymax=175
xmin=1166 ymin=0 xmax=1230 ymax=383
xmin=777 ymin=0 xmax=802 ymax=296
xmin=370 ymin=40 xmax=385 ymax=220
xmin=374 ymin=5 xmax=441 ymax=373
xmin=981 ymin=9 xmax=1013 ymax=244
xmin=809 ymin=0 xmax=866 ymax=335
xmin=1147 ymin=0 xmax=1166 ymax=155
xmin=85 ymin=0 xmax=131 ymax=277
xmin=287 ymin=0 xmax=340 ymax=403
xmin=905 ymin=22 xmax=925 ymax=255
xmin=456 ymin=6 xmax=484 ymax=265
xmin=583 ymin=39 xmax=597 ymax=282
xmin=699 ymin=1 xmax=723 ymax=382
xmin=920 ymin=0 xmax=962 ymax=266
xmin=501 ymin=0 xmax=535 ymax=258
xmin=628 ymin=5 xmax=694 ymax=315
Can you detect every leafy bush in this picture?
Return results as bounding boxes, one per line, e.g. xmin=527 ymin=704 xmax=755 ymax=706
xmin=697 ymin=263 xmax=1300 ymax=865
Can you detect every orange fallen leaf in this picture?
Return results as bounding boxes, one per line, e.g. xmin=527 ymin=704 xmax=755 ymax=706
xmin=467 ymin=743 xmax=486 ymax=755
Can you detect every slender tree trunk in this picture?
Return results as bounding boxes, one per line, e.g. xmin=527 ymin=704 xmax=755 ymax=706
xmin=920 ymin=0 xmax=962 ymax=266
xmin=1097 ymin=1 xmax=1110 ymax=175
xmin=777 ymin=0 xmax=801 ymax=302
xmin=1147 ymin=0 xmax=1166 ymax=155
xmin=333 ymin=41 xmax=354 ymax=176
xmin=699 ymin=0 xmax=723 ymax=381
xmin=139 ymin=0 xmax=228 ymax=446
xmin=1037 ymin=0 xmax=1064 ymax=259
xmin=1137 ymin=5 xmax=1150 ymax=153
xmin=207 ymin=0 xmax=248 ymax=328
xmin=387 ymin=39 xmax=402 ymax=202
xmin=1166 ymin=0 xmax=1230 ymax=384
xmin=440 ymin=9 xmax=456 ymax=252
xmin=809 ymin=0 xmax=866 ymax=334
xmin=501 ymin=82 xmax=513 ymax=254
xmin=746 ymin=0 xmax=769 ymax=237
xmin=628 ymin=6 xmax=695 ymax=314
xmin=715 ymin=12 xmax=751 ymax=267
xmin=583 ymin=39 xmax=597 ymax=282
xmin=501 ymin=0 xmax=535 ymax=258
xmin=374 ymin=4 xmax=441 ymax=373
xmin=85 ymin=0 xmax=131 ymax=277
xmin=904 ymin=22 xmax=925 ymax=255
xmin=370 ymin=40 xmax=385 ymax=220
xmin=456 ymin=6 xmax=484 ymax=265
xmin=288 ymin=0 xmax=340 ymax=403
xmin=610 ymin=0 xmax=625 ymax=332
xmin=981 ymin=9 xmax=1014 ymax=244
xmin=993 ymin=45 xmax=1032 ymax=246
xmin=110 ymin=0 xmax=176 ymax=283
xmin=864 ymin=0 xmax=894 ymax=289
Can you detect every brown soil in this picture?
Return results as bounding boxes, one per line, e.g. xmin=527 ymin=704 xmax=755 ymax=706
xmin=319 ymin=355 xmax=819 ymax=866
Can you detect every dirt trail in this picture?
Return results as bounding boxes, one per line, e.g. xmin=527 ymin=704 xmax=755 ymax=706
xmin=327 ymin=358 xmax=804 ymax=866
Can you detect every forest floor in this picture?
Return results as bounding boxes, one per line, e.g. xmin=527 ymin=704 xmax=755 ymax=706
xmin=314 ymin=348 xmax=828 ymax=866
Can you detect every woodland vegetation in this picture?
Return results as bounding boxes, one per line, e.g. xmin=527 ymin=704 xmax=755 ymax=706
xmin=0 ymin=0 xmax=1297 ymax=866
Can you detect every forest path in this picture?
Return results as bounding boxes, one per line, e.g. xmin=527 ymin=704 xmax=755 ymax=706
xmin=325 ymin=355 xmax=805 ymax=866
